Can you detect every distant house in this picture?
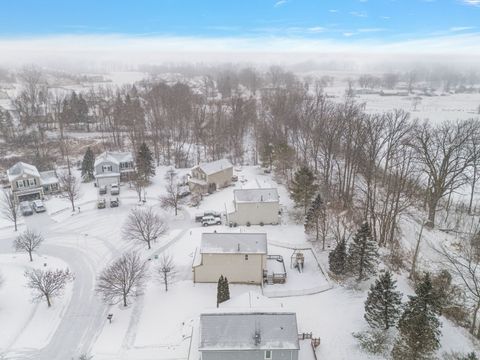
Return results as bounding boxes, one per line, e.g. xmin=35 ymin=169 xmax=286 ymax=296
xmin=94 ymin=151 xmax=135 ymax=187
xmin=188 ymin=159 xmax=233 ymax=194
xmin=193 ymin=232 xmax=267 ymax=284
xmin=228 ymin=188 xmax=280 ymax=226
xmin=7 ymin=162 xmax=59 ymax=203
xmin=199 ymin=311 xmax=300 ymax=360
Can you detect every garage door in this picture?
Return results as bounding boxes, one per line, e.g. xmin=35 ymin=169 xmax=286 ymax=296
xmin=18 ymin=192 xmax=41 ymax=202
xmin=97 ymin=176 xmax=119 ymax=187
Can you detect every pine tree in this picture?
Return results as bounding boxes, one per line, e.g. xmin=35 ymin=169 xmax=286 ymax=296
xmin=136 ymin=142 xmax=155 ymax=182
xmin=329 ymin=239 xmax=347 ymax=275
xmin=347 ymin=222 xmax=379 ymax=281
xmin=216 ymin=275 xmax=224 ymax=307
xmin=223 ymin=276 xmax=230 ymax=302
xmin=290 ymin=166 xmax=318 ymax=215
xmin=81 ymin=147 xmax=95 ymax=182
xmin=304 ymin=193 xmax=326 ymax=246
xmin=364 ymin=271 xmax=402 ymax=330
xmin=392 ymin=273 xmax=442 ymax=360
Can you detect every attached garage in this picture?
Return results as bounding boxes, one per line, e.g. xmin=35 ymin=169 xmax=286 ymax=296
xmin=16 ymin=189 xmax=42 ymax=203
xmin=95 ymin=173 xmax=120 ymax=187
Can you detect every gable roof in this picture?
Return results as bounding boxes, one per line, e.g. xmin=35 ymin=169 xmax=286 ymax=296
xmin=7 ymin=162 xmax=40 ymax=182
xmin=39 ymin=170 xmax=59 ymax=185
xmin=201 ymin=233 xmax=267 ymax=254
xmin=94 ymin=151 xmax=133 ymax=167
xmin=194 ymin=159 xmax=232 ymax=176
xmin=199 ymin=312 xmax=299 ymax=351
xmin=234 ymin=188 xmax=279 ymax=203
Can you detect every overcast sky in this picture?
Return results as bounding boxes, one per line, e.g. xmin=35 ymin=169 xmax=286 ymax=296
xmin=0 ymin=0 xmax=479 ymax=67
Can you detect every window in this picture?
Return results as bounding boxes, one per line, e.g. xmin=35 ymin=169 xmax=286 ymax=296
xmin=17 ymin=180 xmax=24 ymax=188
xmin=28 ymin=179 xmax=36 ymax=186
xmin=245 ymin=254 xmax=249 ymax=261
xmin=102 ymin=165 xmax=113 ymax=173
xmin=264 ymin=350 xmax=272 ymax=359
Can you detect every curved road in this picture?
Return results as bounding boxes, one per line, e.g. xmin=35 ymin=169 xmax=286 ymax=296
xmin=0 ymin=206 xmax=192 ymax=360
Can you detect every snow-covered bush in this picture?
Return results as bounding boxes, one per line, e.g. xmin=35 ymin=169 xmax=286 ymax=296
xmin=353 ymin=328 xmax=394 ymax=355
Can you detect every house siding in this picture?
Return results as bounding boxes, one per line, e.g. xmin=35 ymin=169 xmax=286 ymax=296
xmin=229 ymin=202 xmax=280 ymax=226
xmin=207 ymin=167 xmax=233 ymax=189
xmin=194 ymin=253 xmax=266 ymax=284
xmin=200 ymin=349 xmax=298 ymax=360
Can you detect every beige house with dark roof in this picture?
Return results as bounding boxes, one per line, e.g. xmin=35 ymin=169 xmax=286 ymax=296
xmin=188 ymin=159 xmax=233 ymax=194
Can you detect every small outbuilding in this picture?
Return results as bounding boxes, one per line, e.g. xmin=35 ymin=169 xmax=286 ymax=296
xmin=228 ymin=188 xmax=280 ymax=226
xmin=193 ymin=232 xmax=267 ymax=284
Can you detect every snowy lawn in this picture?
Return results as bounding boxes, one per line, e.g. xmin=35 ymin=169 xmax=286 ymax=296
xmin=0 ymin=254 xmax=73 ymax=353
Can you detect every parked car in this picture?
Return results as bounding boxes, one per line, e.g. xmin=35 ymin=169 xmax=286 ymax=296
xmin=99 ymin=185 xmax=107 ymax=195
xmin=178 ymin=185 xmax=191 ymax=198
xmin=97 ymin=198 xmax=106 ymax=209
xmin=110 ymin=183 xmax=120 ymax=195
xmin=263 ymin=168 xmax=271 ymax=174
xmin=20 ymin=201 xmax=33 ymax=216
xmin=202 ymin=215 xmax=222 ymax=226
xmin=195 ymin=213 xmax=204 ymax=222
xmin=204 ymin=210 xmax=222 ymax=218
xmin=32 ymin=200 xmax=46 ymax=213
xmin=110 ymin=198 xmax=119 ymax=207
xmin=232 ymin=174 xmax=238 ymax=182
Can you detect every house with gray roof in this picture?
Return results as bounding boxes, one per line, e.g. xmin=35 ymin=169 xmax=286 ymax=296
xmin=6 ymin=162 xmax=59 ymax=203
xmin=189 ymin=159 xmax=233 ymax=194
xmin=199 ymin=311 xmax=300 ymax=360
xmin=94 ymin=151 xmax=135 ymax=187
xmin=228 ymin=188 xmax=280 ymax=226
xmin=193 ymin=232 xmax=267 ymax=284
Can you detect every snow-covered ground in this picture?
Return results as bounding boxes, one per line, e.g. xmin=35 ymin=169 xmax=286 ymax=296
xmin=0 ymin=163 xmax=478 ymax=359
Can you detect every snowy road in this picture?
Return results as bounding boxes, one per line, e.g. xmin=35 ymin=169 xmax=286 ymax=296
xmin=0 ymin=206 xmax=192 ymax=360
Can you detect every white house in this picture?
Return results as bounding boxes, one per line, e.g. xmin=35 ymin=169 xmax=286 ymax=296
xmin=6 ymin=162 xmax=59 ymax=203
xmin=193 ymin=232 xmax=267 ymax=284
xmin=188 ymin=159 xmax=233 ymax=194
xmin=94 ymin=151 xmax=135 ymax=187
xmin=228 ymin=188 xmax=280 ymax=226
xmin=199 ymin=311 xmax=300 ymax=360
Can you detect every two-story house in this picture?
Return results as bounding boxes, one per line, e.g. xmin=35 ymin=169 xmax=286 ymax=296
xmin=193 ymin=232 xmax=267 ymax=284
xmin=94 ymin=151 xmax=135 ymax=187
xmin=7 ymin=162 xmax=59 ymax=203
xmin=227 ymin=188 xmax=280 ymax=226
xmin=199 ymin=311 xmax=300 ymax=360
xmin=188 ymin=159 xmax=233 ymax=194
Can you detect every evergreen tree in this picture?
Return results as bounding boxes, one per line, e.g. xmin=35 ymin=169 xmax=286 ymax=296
xmin=329 ymin=239 xmax=347 ymax=275
xmin=392 ymin=273 xmax=442 ymax=360
xmin=290 ymin=166 xmax=318 ymax=215
xmin=216 ymin=275 xmax=230 ymax=307
xmin=81 ymin=147 xmax=95 ymax=182
xmin=136 ymin=142 xmax=155 ymax=182
xmin=364 ymin=271 xmax=402 ymax=330
xmin=347 ymin=222 xmax=379 ymax=281
xmin=304 ymin=193 xmax=326 ymax=246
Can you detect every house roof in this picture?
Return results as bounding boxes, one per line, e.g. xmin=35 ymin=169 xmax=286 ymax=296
xmin=7 ymin=162 xmax=40 ymax=182
xmin=39 ymin=170 xmax=59 ymax=185
xmin=194 ymin=159 xmax=233 ymax=176
xmin=94 ymin=151 xmax=133 ymax=167
xmin=234 ymin=188 xmax=279 ymax=203
xmin=201 ymin=233 xmax=267 ymax=254
xmin=199 ymin=312 xmax=299 ymax=351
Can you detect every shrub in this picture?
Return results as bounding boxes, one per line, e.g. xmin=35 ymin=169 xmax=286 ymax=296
xmin=353 ymin=329 xmax=393 ymax=355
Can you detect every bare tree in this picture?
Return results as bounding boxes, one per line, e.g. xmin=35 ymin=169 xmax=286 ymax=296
xmin=0 ymin=190 xmax=19 ymax=231
xmin=96 ymin=251 xmax=148 ymax=307
xmin=24 ymin=268 xmax=73 ymax=307
xmin=160 ymin=170 xmax=184 ymax=216
xmin=14 ymin=229 xmax=43 ymax=261
xmin=58 ymin=172 xmax=80 ymax=212
xmin=122 ymin=207 xmax=168 ymax=249
xmin=157 ymin=253 xmax=176 ymax=291
xmin=131 ymin=173 xmax=147 ymax=202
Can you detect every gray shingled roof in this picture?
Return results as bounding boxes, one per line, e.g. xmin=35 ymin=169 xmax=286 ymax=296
xmin=94 ymin=151 xmax=133 ymax=167
xmin=7 ymin=162 xmax=40 ymax=182
xmin=199 ymin=312 xmax=299 ymax=351
xmin=201 ymin=233 xmax=267 ymax=254
xmin=234 ymin=188 xmax=279 ymax=203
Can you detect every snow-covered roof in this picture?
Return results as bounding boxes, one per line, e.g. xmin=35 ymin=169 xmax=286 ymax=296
xmin=201 ymin=233 xmax=267 ymax=254
xmin=234 ymin=188 xmax=279 ymax=203
xmin=199 ymin=312 xmax=299 ymax=351
xmin=7 ymin=162 xmax=40 ymax=182
xmin=39 ymin=170 xmax=59 ymax=185
xmin=194 ymin=159 xmax=233 ymax=176
xmin=94 ymin=151 xmax=133 ymax=167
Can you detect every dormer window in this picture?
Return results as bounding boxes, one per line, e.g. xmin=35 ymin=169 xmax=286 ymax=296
xmin=28 ymin=179 xmax=36 ymax=186
xmin=102 ymin=165 xmax=113 ymax=172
